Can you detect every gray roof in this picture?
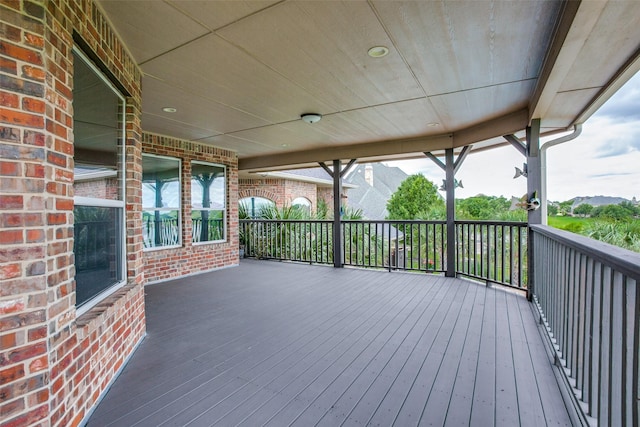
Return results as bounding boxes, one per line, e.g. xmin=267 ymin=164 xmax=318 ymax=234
xmin=345 ymin=163 xmax=408 ymax=219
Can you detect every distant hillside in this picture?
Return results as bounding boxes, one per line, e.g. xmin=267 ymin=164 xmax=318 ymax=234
xmin=571 ymin=195 xmax=637 ymax=208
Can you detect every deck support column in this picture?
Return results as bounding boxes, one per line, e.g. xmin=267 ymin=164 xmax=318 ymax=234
xmin=526 ymin=118 xmax=541 ymax=300
xmin=444 ymin=149 xmax=456 ymax=277
xmin=319 ymin=159 xmax=357 ymax=268
xmin=425 ymin=146 xmax=470 ymax=278
xmin=526 ymin=119 xmax=542 ymax=226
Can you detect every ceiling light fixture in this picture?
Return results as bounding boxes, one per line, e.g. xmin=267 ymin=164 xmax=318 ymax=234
xmin=301 ymin=113 xmax=322 ymax=124
xmin=427 ymin=122 xmax=440 ymax=127
xmin=368 ymin=46 xmax=389 ymax=58
xmin=162 ymin=107 xmax=177 ymax=113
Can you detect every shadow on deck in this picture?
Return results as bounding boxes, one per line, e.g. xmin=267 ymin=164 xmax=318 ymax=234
xmin=88 ymin=260 xmax=572 ymax=426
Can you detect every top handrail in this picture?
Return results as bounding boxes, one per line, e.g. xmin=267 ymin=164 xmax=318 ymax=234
xmin=530 ymin=224 xmax=640 ymax=281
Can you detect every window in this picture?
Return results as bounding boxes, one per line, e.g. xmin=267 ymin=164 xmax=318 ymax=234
xmin=239 ymin=197 xmax=274 ymax=218
xmin=142 ymin=154 xmax=181 ymax=249
xmin=191 ymin=162 xmax=226 ymax=243
xmin=292 ymin=197 xmax=312 ymax=215
xmin=72 ymin=48 xmax=126 ymax=313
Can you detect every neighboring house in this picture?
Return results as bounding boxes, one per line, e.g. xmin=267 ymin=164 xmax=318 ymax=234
xmin=344 ymin=163 xmax=409 ymax=219
xmin=239 ymin=169 xmax=355 ymax=216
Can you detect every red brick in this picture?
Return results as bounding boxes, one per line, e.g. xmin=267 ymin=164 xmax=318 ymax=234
xmin=54 ymin=138 xmax=73 ymax=155
xmin=0 ymin=310 xmax=45 ymax=332
xmin=0 ymin=108 xmax=44 ymax=128
xmin=22 ymin=64 xmax=45 ymax=82
xmin=0 ymin=398 xmax=25 ymax=419
xmin=2 ymin=404 xmax=48 ymax=427
xmin=0 ymin=41 xmax=43 ymax=66
xmin=47 ymin=150 xmax=67 ymax=167
xmin=0 ymin=229 xmax=22 ymax=244
xmin=26 ymin=229 xmax=44 ymax=243
xmin=24 ymin=130 xmax=44 ymax=146
xmin=24 ymin=32 xmax=45 ymax=49
xmin=55 ymin=198 xmax=73 ymax=210
xmin=47 ymin=213 xmax=66 ymax=225
xmin=25 ymin=163 xmax=44 ymax=178
xmin=28 ymin=355 xmax=48 ymax=373
xmin=0 ymin=51 xmax=18 ymax=72
xmin=46 ymin=182 xmax=66 ymax=195
xmin=0 ymin=297 xmax=24 ymax=314
xmin=0 ymin=161 xmax=20 ymax=176
xmin=2 ymin=342 xmax=47 ymax=366
xmin=28 ymin=326 xmax=47 ymax=342
xmin=0 ymin=364 xmax=25 ymax=383
xmin=1 ymin=332 xmax=17 ymax=349
xmin=0 ymin=195 xmax=23 ymax=209
xmin=0 ymin=90 xmax=19 ymax=108
xmin=22 ymin=96 xmax=45 ymax=113
xmin=55 ymin=78 xmax=72 ymax=100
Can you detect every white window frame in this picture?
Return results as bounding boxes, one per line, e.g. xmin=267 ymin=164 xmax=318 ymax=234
xmin=142 ymin=153 xmax=182 ymax=251
xmin=73 ymin=47 xmax=127 ymax=316
xmin=191 ymin=161 xmax=227 ymax=245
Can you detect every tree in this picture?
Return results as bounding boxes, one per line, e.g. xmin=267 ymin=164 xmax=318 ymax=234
xmin=456 ymin=195 xmax=510 ymax=220
xmin=573 ymin=203 xmax=593 ymax=217
xmin=592 ymin=203 xmax=635 ymax=221
xmin=386 ymin=175 xmax=443 ymax=220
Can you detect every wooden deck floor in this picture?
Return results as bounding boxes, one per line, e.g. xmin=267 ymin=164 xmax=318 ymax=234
xmin=87 ymin=260 xmax=572 ymax=427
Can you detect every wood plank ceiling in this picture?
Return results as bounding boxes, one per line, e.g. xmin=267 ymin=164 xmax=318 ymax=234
xmin=96 ymin=0 xmax=640 ymax=171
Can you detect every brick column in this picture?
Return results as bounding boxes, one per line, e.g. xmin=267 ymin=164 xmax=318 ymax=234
xmin=1 ymin=1 xmax=57 ymax=425
xmin=1 ymin=1 xmax=145 ymax=425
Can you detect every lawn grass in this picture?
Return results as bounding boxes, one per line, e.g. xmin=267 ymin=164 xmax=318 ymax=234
xmin=547 ymin=216 xmax=595 ymax=233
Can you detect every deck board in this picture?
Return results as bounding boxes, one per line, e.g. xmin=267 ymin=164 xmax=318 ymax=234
xmin=87 ymin=260 xmax=572 ymax=427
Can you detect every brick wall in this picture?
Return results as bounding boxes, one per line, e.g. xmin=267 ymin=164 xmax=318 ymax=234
xmin=284 ymin=180 xmax=317 ymax=211
xmin=73 ymin=178 xmax=118 ymax=199
xmin=0 ymin=1 xmax=145 ymax=426
xmin=239 ymin=179 xmax=321 ymax=212
xmin=239 ymin=178 xmax=285 ymax=206
xmin=142 ymin=133 xmax=239 ymax=283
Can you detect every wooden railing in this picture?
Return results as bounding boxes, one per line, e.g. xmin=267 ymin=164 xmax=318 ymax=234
xmin=240 ymin=219 xmax=527 ymax=288
xmin=530 ymin=225 xmax=640 ymax=426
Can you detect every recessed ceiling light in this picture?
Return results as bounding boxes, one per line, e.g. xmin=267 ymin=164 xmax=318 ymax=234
xmin=162 ymin=107 xmax=177 ymax=113
xmin=281 ymin=143 xmax=289 ymax=148
xmin=427 ymin=122 xmax=440 ymax=127
xmin=368 ymin=46 xmax=389 ymax=58
xmin=301 ymin=113 xmax=322 ymax=124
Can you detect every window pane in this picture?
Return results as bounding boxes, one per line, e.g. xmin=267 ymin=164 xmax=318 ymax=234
xmin=239 ymin=197 xmax=274 ymax=218
xmin=191 ymin=162 xmax=226 ymax=243
xmin=142 ymin=209 xmax=180 ymax=248
xmin=72 ymin=48 xmax=126 ymax=311
xmin=142 ymin=155 xmax=181 ymax=249
xmin=74 ymin=205 xmax=123 ymax=307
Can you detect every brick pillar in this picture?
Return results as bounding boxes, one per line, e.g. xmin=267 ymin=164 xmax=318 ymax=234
xmin=1 ymin=1 xmax=58 ymax=425
xmin=2 ymin=1 xmax=146 ymax=426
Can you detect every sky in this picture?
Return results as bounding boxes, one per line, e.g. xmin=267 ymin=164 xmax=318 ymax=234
xmin=386 ymin=71 xmax=640 ymax=202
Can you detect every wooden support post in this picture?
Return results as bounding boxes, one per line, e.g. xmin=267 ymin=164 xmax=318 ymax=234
xmin=527 ymin=119 xmax=542 ymax=225
xmin=332 ymin=159 xmax=343 ymax=268
xmin=445 ymin=148 xmax=456 ymax=278
xmin=526 ymin=118 xmax=541 ymax=300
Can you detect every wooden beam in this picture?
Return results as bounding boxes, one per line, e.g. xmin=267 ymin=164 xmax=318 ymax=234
xmin=239 ymin=134 xmax=452 ymax=171
xmin=451 ymin=109 xmax=529 ymax=148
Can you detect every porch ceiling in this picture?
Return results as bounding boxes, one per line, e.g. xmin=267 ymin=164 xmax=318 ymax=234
xmin=97 ymin=0 xmax=640 ymax=171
